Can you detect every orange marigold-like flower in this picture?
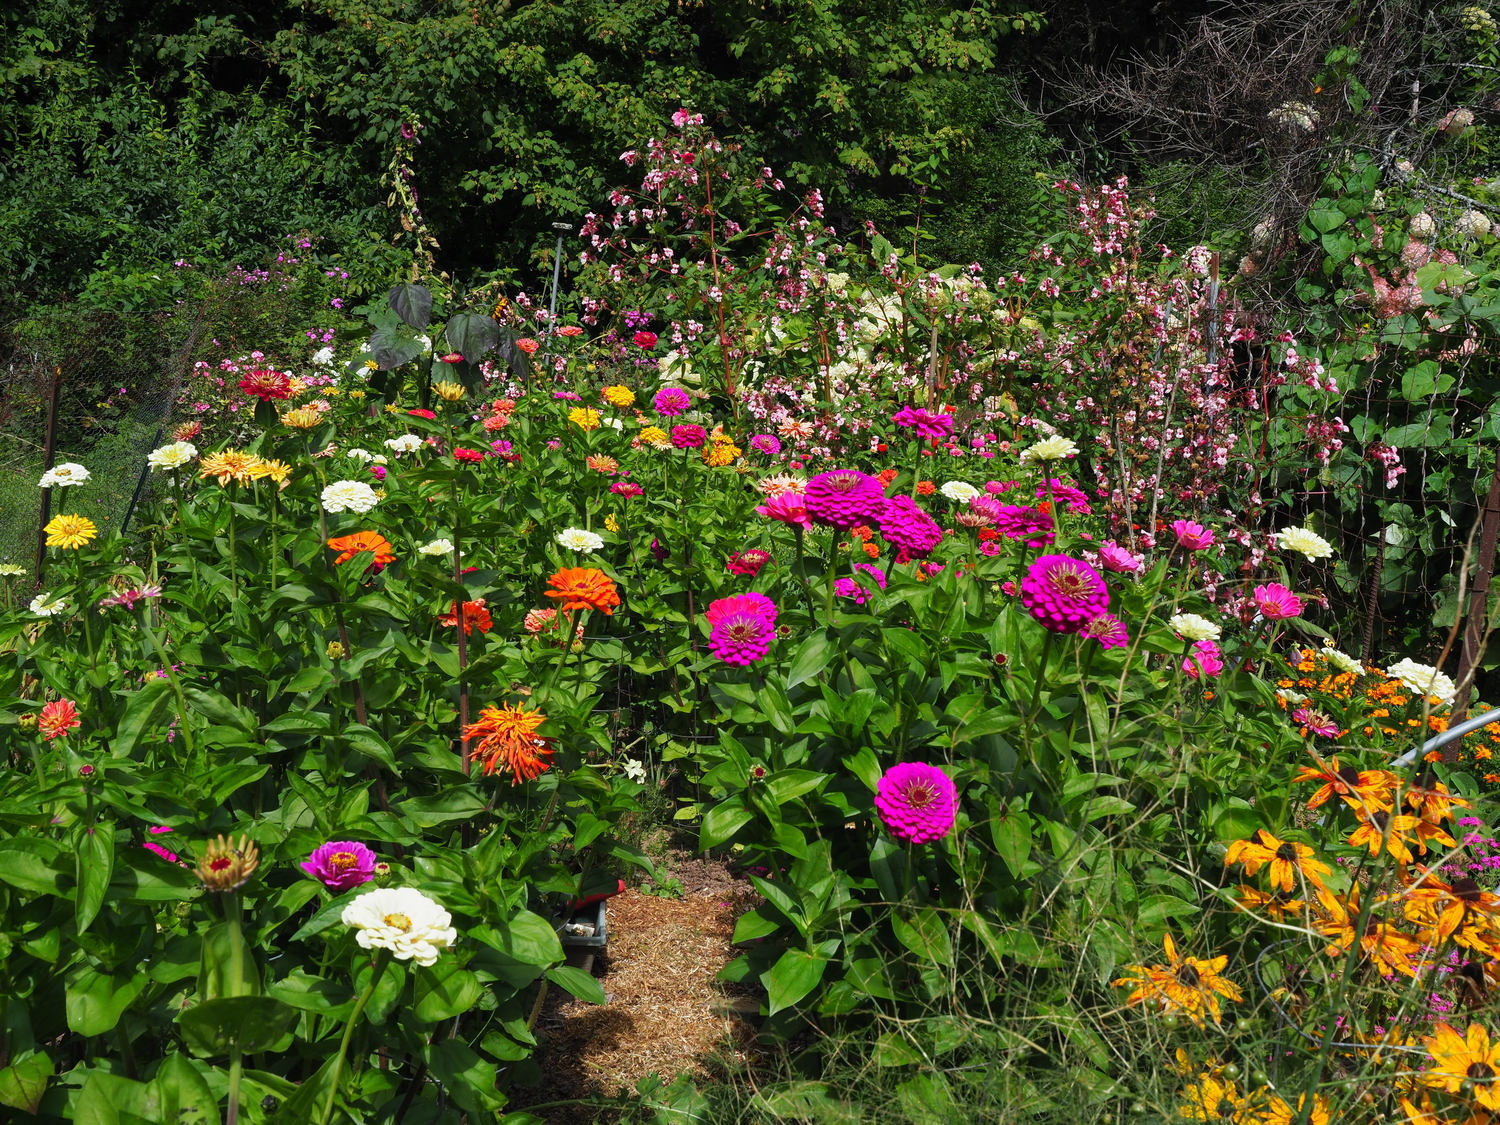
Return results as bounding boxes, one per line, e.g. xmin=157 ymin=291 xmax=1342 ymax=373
xmin=38 ymin=698 xmax=80 ymax=740
xmin=199 ymin=450 xmax=262 ymax=485
xmin=439 ymin=598 xmax=492 ymax=634
xmin=464 ymin=702 xmax=555 ymax=783
xmin=586 ymin=455 xmax=619 ymax=473
xmin=545 ymin=567 xmax=621 ymax=615
xmin=327 ymin=531 xmax=397 ymax=567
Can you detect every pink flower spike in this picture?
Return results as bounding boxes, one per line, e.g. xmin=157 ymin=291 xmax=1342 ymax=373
xmin=1171 ymin=520 xmax=1216 ymax=551
xmin=1253 ymin=583 xmax=1303 ymax=621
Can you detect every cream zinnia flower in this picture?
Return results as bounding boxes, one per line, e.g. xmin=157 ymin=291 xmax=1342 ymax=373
xmin=29 ymin=593 xmax=67 ymax=617
xmin=341 ymin=887 xmax=457 ymax=967
xmin=418 ymin=538 xmax=454 ymax=556
xmin=1320 ymin=647 xmax=1365 ymax=676
xmin=556 ymin=528 xmax=605 ymax=554
xmin=1018 ymin=435 xmax=1079 ymax=464
xmin=38 ymin=462 xmax=90 ymax=488
xmin=0 ymin=565 xmax=25 ymax=577
xmin=1277 ymin=526 xmax=1335 ymax=560
xmin=384 ymin=434 xmax=423 ymax=454
xmin=345 ymin=448 xmax=387 ymax=464
xmin=321 ymin=480 xmax=380 ymax=514
xmin=1386 ymin=658 xmax=1457 ymax=705
xmin=940 ymin=481 xmax=981 ymax=502
xmin=147 ymin=442 xmax=199 ymax=471
xmin=1169 ymin=613 xmax=1221 ymax=642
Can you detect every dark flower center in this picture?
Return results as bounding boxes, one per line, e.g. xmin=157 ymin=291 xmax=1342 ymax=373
xmin=1337 ymin=766 xmax=1362 ymax=786
xmin=1276 ymin=843 xmax=1299 ymax=862
xmin=1468 ymin=1061 xmax=1495 ymax=1080
xmin=1176 ymin=963 xmax=1201 ymax=987
xmin=1456 ymin=877 xmax=1484 ymax=903
xmin=900 ymin=781 xmax=938 ymax=810
xmin=1369 ymin=811 xmax=1390 ymax=830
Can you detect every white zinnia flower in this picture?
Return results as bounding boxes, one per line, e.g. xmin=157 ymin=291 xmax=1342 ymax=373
xmin=1277 ymin=688 xmax=1310 ymax=706
xmin=556 ymin=528 xmax=605 ymax=554
xmin=321 ymin=481 xmax=380 ymax=514
xmin=1018 ymin=435 xmax=1079 ymax=464
xmin=312 ymin=346 xmax=336 ymax=366
xmin=1320 ymin=647 xmax=1365 ymax=676
xmin=940 ymin=481 xmax=981 ymax=502
xmin=384 ymin=434 xmax=423 ymax=454
xmin=29 ymin=593 xmax=67 ymax=617
xmin=345 ymin=448 xmax=387 ymax=464
xmin=147 ymin=442 xmax=198 ymax=471
xmin=1169 ymin=613 xmax=1221 ymax=642
xmin=623 ymin=759 xmax=646 ymax=783
xmin=340 ymin=887 xmax=457 ymax=967
xmin=0 ymin=565 xmax=25 ymax=577
xmin=418 ymin=539 xmax=454 ymax=556
xmin=1385 ymin=658 xmax=1457 ymax=705
xmin=38 ymin=462 xmax=90 ymax=489
xmin=1276 ymin=526 xmax=1335 ymax=561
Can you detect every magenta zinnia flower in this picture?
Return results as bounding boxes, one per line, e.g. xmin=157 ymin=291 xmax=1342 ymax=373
xmin=891 ymin=406 xmax=955 ymax=441
xmin=610 ymin=480 xmax=643 ymax=498
xmin=654 ymin=387 xmax=691 ymax=416
xmin=1080 ymin=613 xmax=1130 ymax=650
xmin=877 ymin=494 xmax=943 ymax=560
xmin=671 ymin=424 xmax=707 ymax=449
xmin=875 ymin=762 xmax=957 ymax=845
xmin=300 ymin=841 xmax=378 ymax=891
xmin=804 ymin=469 xmax=887 ymax=529
xmin=835 ymin=564 xmax=887 ymax=605
xmin=750 ymin=433 xmax=781 ymax=456
xmin=1171 ymin=520 xmax=1216 ymax=551
xmin=1253 ymin=582 xmax=1302 ymax=620
xmin=1035 ymin=479 xmax=1092 ymax=514
xmin=1182 ymin=640 xmax=1224 ymax=679
xmin=1097 ymin=541 xmax=1144 ymax=573
xmin=708 ymin=610 xmax=775 ymax=665
xmin=1020 ymin=554 xmax=1111 ymax=634
xmin=1292 ymin=707 xmax=1339 ymax=738
xmin=756 ymin=491 xmax=812 ymax=528
xmin=993 ymin=505 xmax=1055 ymax=548
xmin=706 ymin=593 xmax=778 ymax=629
xmin=727 ymin=550 xmax=771 ymax=577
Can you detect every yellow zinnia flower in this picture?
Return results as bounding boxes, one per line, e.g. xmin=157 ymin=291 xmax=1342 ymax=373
xmin=604 ymin=514 xmax=620 ymax=532
xmin=44 ymin=514 xmax=98 ymax=549
xmin=602 ymin=385 xmax=635 ymax=408
xmin=248 ymin=459 xmax=293 ymax=489
xmin=433 ymin=381 xmax=465 ymax=401
xmin=281 ymin=407 xmax=322 ymax=429
xmin=199 ymin=450 xmax=262 ymax=485
xmin=702 ymin=442 xmax=741 ymax=467
xmin=638 ymin=425 xmax=669 ymax=446
xmin=568 ymin=407 xmax=601 ymax=431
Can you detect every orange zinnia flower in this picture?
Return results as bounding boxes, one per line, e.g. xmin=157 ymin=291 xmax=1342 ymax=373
xmin=464 ymin=702 xmax=555 ymax=783
xmin=327 ymin=531 xmax=397 ymax=567
xmin=439 ymin=598 xmax=492 ymax=634
xmin=38 ymin=699 xmax=80 ymax=741
xmin=545 ymin=567 xmax=621 ymax=615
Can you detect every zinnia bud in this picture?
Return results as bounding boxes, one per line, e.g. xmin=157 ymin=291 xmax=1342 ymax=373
xmin=194 ymin=834 xmax=260 ymax=892
xmin=433 ymin=381 xmax=465 ymax=401
xmin=326 ymin=641 xmax=346 ymax=661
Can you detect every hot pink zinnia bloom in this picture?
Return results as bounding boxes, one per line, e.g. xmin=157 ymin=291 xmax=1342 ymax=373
xmin=1097 ymin=541 xmax=1144 ymax=573
xmin=891 ymin=406 xmax=955 ymax=441
xmin=610 ymin=480 xmax=643 ymax=498
xmin=1080 ymin=613 xmax=1130 ymax=650
xmin=706 ymin=593 xmax=778 ymax=629
xmin=1035 ymin=479 xmax=1092 ymax=514
xmin=835 ymin=564 xmax=887 ymax=605
xmin=671 ymin=424 xmax=707 ymax=449
xmin=756 ymin=491 xmax=812 ymax=528
xmin=300 ymin=841 xmax=378 ymax=891
xmin=654 ymin=387 xmax=691 ymax=416
xmin=727 ymin=550 xmax=771 ymax=577
xmin=1020 ymin=554 xmax=1111 ymax=634
xmin=878 ymin=494 xmax=943 ymax=560
xmin=994 ymin=505 xmax=1055 ymax=548
xmin=1292 ymin=707 xmax=1339 ymax=738
xmin=708 ymin=610 xmax=775 ymax=665
xmin=1171 ymin=520 xmax=1216 ymax=551
xmin=804 ymin=469 xmax=886 ymax=529
xmin=875 ymin=762 xmax=957 ymax=845
xmin=1182 ymin=640 xmax=1224 ymax=679
xmin=1253 ymin=583 xmax=1302 ymax=620
xmin=750 ymin=433 xmax=781 ymax=456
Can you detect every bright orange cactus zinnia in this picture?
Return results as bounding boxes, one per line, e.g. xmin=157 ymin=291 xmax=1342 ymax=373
xmin=464 ymin=702 xmax=555 ymax=783
xmin=327 ymin=531 xmax=397 ymax=567
xmin=545 ymin=567 xmax=621 ymax=615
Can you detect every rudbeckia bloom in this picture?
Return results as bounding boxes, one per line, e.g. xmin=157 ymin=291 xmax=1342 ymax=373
xmin=1223 ymin=830 xmax=1330 ymax=893
xmin=545 ymin=568 xmax=621 ymax=615
xmin=327 ymin=531 xmax=397 ymax=567
xmin=44 ymin=514 xmax=97 ymax=549
xmin=465 ymin=702 xmax=555 ymax=783
xmin=1421 ymin=1022 xmax=1500 ymax=1110
xmin=1293 ymin=754 xmax=1395 ymax=813
xmin=1113 ymin=933 xmax=1242 ymax=1026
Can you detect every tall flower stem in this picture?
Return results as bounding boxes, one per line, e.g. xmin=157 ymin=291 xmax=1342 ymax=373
xmin=137 ymin=607 xmax=195 ymax=757
xmin=226 ymin=1048 xmax=244 ymax=1125
xmin=319 ymin=951 xmax=391 ymax=1125
xmin=1027 ymin=631 xmax=1057 ymax=722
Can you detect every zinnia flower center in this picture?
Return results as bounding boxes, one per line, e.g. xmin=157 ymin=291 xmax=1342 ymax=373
xmin=1468 ymin=1061 xmax=1495 ymax=1080
xmin=210 ymin=857 xmax=232 ymax=872
xmin=383 ymin=913 xmax=413 ymax=932
xmin=1046 ymin=566 xmax=1091 ymax=597
xmin=900 ymin=781 xmax=938 ymax=809
xmin=329 ymin=852 xmax=357 ymax=872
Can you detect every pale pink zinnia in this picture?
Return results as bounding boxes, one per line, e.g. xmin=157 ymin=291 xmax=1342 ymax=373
xmin=1253 ymin=583 xmax=1302 ymax=620
xmin=1171 ymin=520 xmax=1216 ymax=551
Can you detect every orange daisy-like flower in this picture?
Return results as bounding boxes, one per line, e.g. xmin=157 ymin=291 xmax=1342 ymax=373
xmin=1293 ymin=753 xmax=1395 ymax=814
xmin=545 ymin=567 xmax=621 ymax=615
xmin=1402 ymin=866 xmax=1500 ymax=944
xmin=1112 ymin=933 xmax=1242 ymax=1026
xmin=1347 ymin=809 xmax=1448 ymax=864
xmin=1315 ymin=884 xmax=1420 ymax=977
xmin=1403 ymin=769 xmax=1470 ymax=824
xmin=199 ymin=450 xmax=262 ymax=485
xmin=464 ymin=702 xmax=555 ymax=784
xmin=586 ymin=455 xmax=619 ymax=474
xmin=438 ymin=599 xmax=492 ymax=634
xmin=1224 ymin=830 xmax=1331 ymax=893
xmin=38 ymin=698 xmax=80 ymax=741
xmin=327 ymin=531 xmax=397 ymax=567
xmin=1232 ymin=885 xmax=1307 ymax=921
xmin=1422 ymin=1022 xmax=1500 ymax=1110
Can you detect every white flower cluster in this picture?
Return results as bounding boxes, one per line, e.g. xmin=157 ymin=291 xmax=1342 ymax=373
xmin=1457 ymin=209 xmax=1493 ymax=238
xmin=1462 ymin=4 xmax=1499 ymax=43
xmin=1269 ymin=101 xmax=1318 ymax=133
xmin=345 ymin=448 xmax=388 ymax=464
xmin=321 ymin=481 xmax=380 ymax=514
xmin=1386 ymin=658 xmax=1457 ymax=705
xmin=1409 ymin=212 xmax=1437 ymax=239
xmin=38 ymin=462 xmax=90 ymax=489
xmin=556 ymin=528 xmax=604 ymax=554
xmin=147 ymin=442 xmax=198 ymax=471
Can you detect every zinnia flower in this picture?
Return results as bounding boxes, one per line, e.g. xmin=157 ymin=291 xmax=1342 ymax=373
xmin=524 ymin=608 xmax=559 ymax=634
xmin=610 ymin=480 xmax=643 ymax=498
xmin=804 ymin=469 xmax=886 ymax=529
xmin=757 ymin=474 xmax=806 ymax=497
xmin=1292 ymin=707 xmax=1340 ymax=738
xmin=569 ymin=407 xmax=601 ymax=430
xmin=654 ymin=387 xmax=691 ymax=415
xmin=439 ymin=598 xmax=493 ymax=634
xmin=433 ymin=380 xmax=465 ymax=401
xmin=835 ymin=564 xmax=887 ymax=605
xmin=1171 ymin=520 xmax=1216 ymax=551
xmin=384 ymin=434 xmax=423 ymax=453
xmin=875 ymin=762 xmax=957 ymax=845
xmin=1020 ymin=554 xmax=1111 ymax=634
xmin=1081 ymin=613 xmax=1130 ymax=650
xmin=328 ymin=531 xmax=396 ymax=567
xmin=38 ymin=699 xmax=80 ymax=740
xmin=706 ymin=593 xmax=778 ymax=628
xmin=750 ymin=434 xmax=781 ymax=455
xmin=38 ymin=462 xmax=90 ymax=488
xmin=708 ymin=606 xmax=776 ymax=665
xmin=281 ymin=407 xmax=322 ymax=428
xmin=602 ymin=385 xmax=635 ymax=407
xmin=341 ymin=886 xmax=457 ymax=966
xmin=408 ymin=408 xmax=437 ymax=419
xmin=248 ymin=459 xmax=292 ymax=488
xmin=1097 ymin=541 xmax=1144 ymax=573
xmin=29 ymin=593 xmax=67 ymax=617
xmin=98 ymin=585 xmax=163 ymax=610
xmin=44 ymin=514 xmax=98 ymax=550
xmin=891 ymin=406 xmax=955 ymax=440
xmin=1018 ymin=435 xmax=1078 ymax=463
xmin=1034 ymin=479 xmax=1091 ymax=514
xmin=1386 ymin=659 xmax=1456 ymax=705
xmin=148 ymin=442 xmax=198 ymax=471
xmin=1278 ymin=526 xmax=1335 ymax=560
xmin=671 ymin=424 xmax=707 ymax=449
xmin=1183 ymin=640 xmax=1224 ymax=678
xmin=757 ymin=492 xmax=812 ymax=528
xmin=940 ymin=481 xmax=980 ymax=503
xmin=1169 ymin=613 xmax=1221 ymax=642
xmin=992 ymin=505 xmax=1054 ymax=548
xmin=546 ymin=567 xmax=621 ymax=614
xmin=587 ymin=455 xmax=619 ymax=474
xmin=1320 ymin=647 xmax=1364 ymax=676
xmin=1253 ymin=583 xmax=1302 ymax=620
xmin=633 ymin=330 xmax=658 ymax=348
xmin=239 ymin=369 xmax=291 ymax=401
xmin=194 ymin=834 xmax=260 ymax=892
xmin=878 ymin=494 xmax=943 ymax=560
xmin=418 ymin=538 xmax=453 ymax=556
xmin=727 ymin=550 xmax=772 ymax=577
xmin=556 ymin=527 xmax=605 ymax=554
xmin=321 ymin=481 xmax=380 ymax=514
xmin=453 ymin=447 xmax=485 ymax=463
xmin=465 ymin=702 xmax=555 ymax=783
xmin=200 ymin=450 xmax=262 ymax=485
xmin=301 ymin=841 xmax=377 ymax=890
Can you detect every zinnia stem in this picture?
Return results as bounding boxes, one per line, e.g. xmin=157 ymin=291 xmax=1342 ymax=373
xmin=1027 ymin=631 xmax=1056 ymax=722
xmin=319 ymin=952 xmax=390 ymax=1125
xmin=226 ymin=1047 xmax=243 ymax=1125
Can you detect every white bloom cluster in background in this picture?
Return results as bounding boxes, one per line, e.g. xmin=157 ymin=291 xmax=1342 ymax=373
xmin=1269 ymin=101 xmax=1318 ymax=133
xmin=1457 ymin=209 xmax=1493 ymax=238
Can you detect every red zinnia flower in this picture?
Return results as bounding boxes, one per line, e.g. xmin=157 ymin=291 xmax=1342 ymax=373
xmin=39 ymin=699 xmax=81 ymax=740
xmin=408 ymin=408 xmax=437 ymax=419
xmin=633 ymin=330 xmax=658 ymax=348
xmin=439 ymin=599 xmax=493 ymax=634
xmin=453 ymin=448 xmax=485 ymax=463
xmin=239 ymin=370 xmax=291 ymax=401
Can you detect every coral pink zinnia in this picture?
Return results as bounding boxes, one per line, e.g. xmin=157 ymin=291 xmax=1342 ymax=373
xmin=756 ymin=492 xmax=812 ymax=529
xmin=1254 ymin=583 xmax=1303 ymax=620
xmin=875 ymin=762 xmax=957 ymax=845
xmin=1183 ymin=640 xmax=1224 ymax=679
xmin=1098 ymin=541 xmax=1145 ymax=573
xmin=1020 ymin=555 xmax=1111 ymax=634
xmin=804 ymin=469 xmax=887 ymax=529
xmin=727 ymin=550 xmax=772 ymax=577
xmin=38 ymin=699 xmax=80 ymax=740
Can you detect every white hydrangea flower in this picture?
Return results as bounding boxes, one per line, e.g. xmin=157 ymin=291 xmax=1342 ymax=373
xmin=345 ymin=448 xmax=387 ymax=465
xmin=312 ymin=346 xmax=336 ymax=366
xmin=1409 ymin=212 xmax=1437 ymax=240
xmin=1276 ymin=526 xmax=1335 ymax=560
xmin=341 ymin=887 xmax=457 ymax=968
xmin=321 ymin=481 xmax=380 ymax=514
xmin=418 ymin=539 xmax=454 ymax=556
xmin=1169 ymin=613 xmax=1221 ymax=642
xmin=1018 ymin=435 xmax=1079 ymax=464
xmin=384 ymin=434 xmax=423 ymax=454
xmin=1385 ymin=658 xmax=1457 ymax=705
xmin=556 ymin=528 xmax=605 ymax=554
xmin=1457 ymin=209 xmax=1492 ymax=238
xmin=38 ymin=462 xmax=90 ymax=488
xmin=147 ymin=442 xmax=198 ymax=471
xmin=29 ymin=593 xmax=67 ymax=617
xmin=940 ymin=481 xmax=981 ymax=502
xmin=1320 ymin=647 xmax=1365 ymax=676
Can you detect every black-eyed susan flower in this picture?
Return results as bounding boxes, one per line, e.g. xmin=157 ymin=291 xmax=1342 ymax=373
xmin=1421 ymin=1022 xmax=1500 ymax=1110
xmin=1224 ymin=830 xmax=1331 ymax=893
xmin=1113 ymin=933 xmax=1242 ymax=1026
xmin=1315 ymin=884 xmax=1420 ymax=978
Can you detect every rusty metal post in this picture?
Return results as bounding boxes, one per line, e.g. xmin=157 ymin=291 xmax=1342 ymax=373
xmin=33 ymin=365 xmax=62 ymax=582
xmin=1451 ymin=446 xmax=1500 ymax=734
